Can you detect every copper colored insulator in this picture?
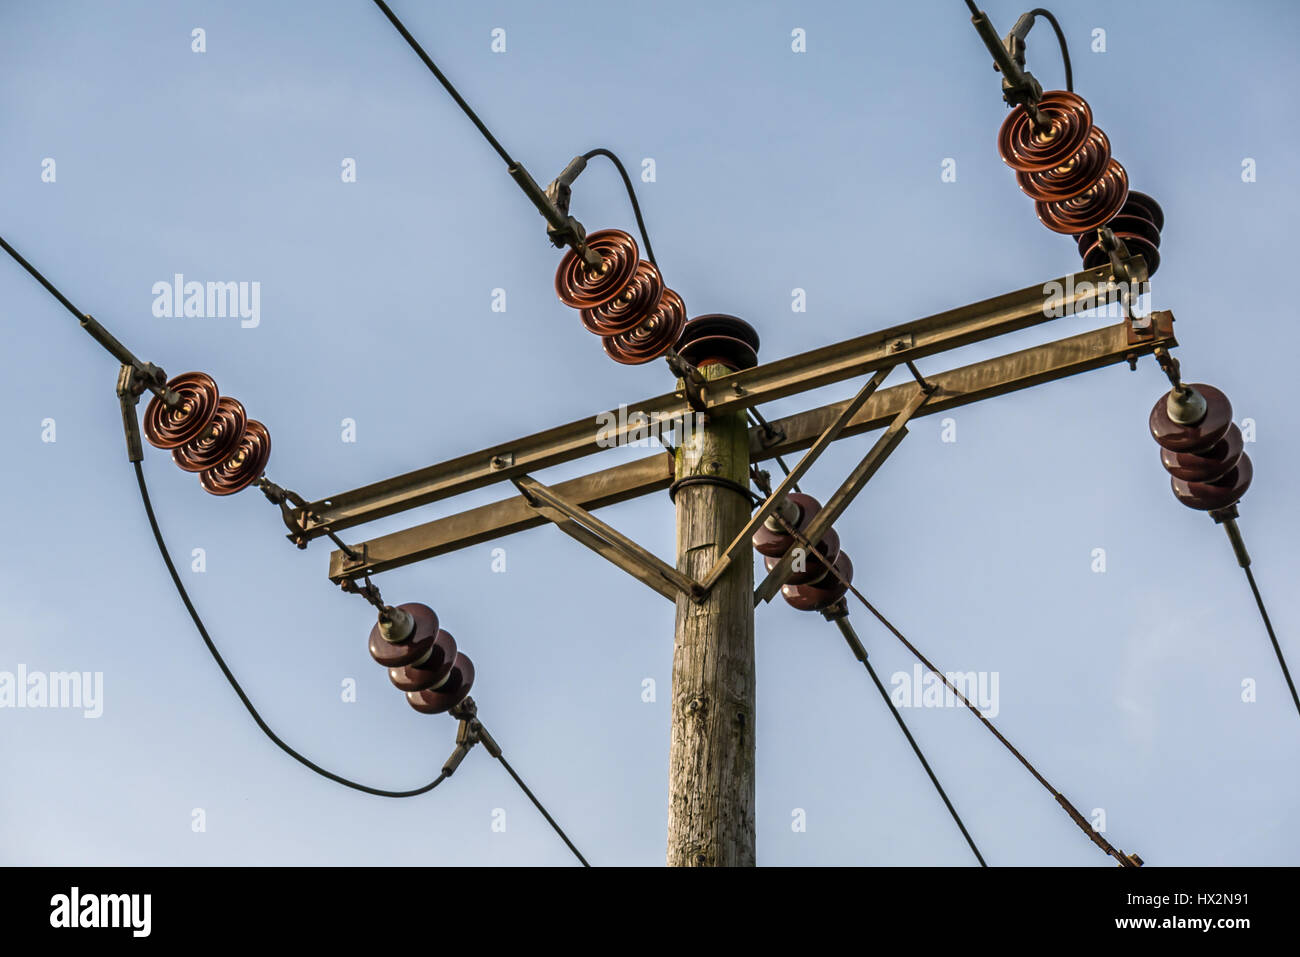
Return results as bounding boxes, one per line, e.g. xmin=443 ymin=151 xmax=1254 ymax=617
xmin=198 ymin=420 xmax=271 ymax=496
xmin=368 ymin=603 xmax=441 ymax=668
xmin=1035 ymin=158 xmax=1129 ymax=234
xmin=753 ymin=492 xmax=826 ymax=557
xmin=782 ymin=551 xmax=854 ymax=612
xmin=998 ymin=91 xmax=1094 ymax=173
xmin=580 ymin=260 xmax=664 ymax=336
xmin=1149 ymin=385 xmax=1233 ymax=453
xmin=602 ymin=288 xmax=686 ymax=365
xmin=676 ymin=314 xmax=761 ymax=372
xmin=1016 ymin=127 xmax=1112 ymax=202
xmin=555 ymin=229 xmax=639 ymax=309
xmin=1161 ymin=424 xmax=1244 ymax=483
xmin=1171 ymin=453 xmax=1253 ymax=511
xmin=172 ymin=396 xmax=247 ymax=473
xmin=143 ymin=372 xmax=220 ymax=450
xmin=388 ymin=629 xmax=458 ymax=692
xmin=763 ymin=526 xmax=841 ymax=586
xmin=406 ymin=652 xmax=475 ymax=715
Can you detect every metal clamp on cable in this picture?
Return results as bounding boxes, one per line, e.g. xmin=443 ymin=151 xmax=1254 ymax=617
xmin=966 ymin=2 xmax=1044 ymax=119
xmin=442 ymin=697 xmax=502 ymax=775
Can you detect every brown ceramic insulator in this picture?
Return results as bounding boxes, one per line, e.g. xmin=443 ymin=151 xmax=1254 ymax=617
xmin=997 ymin=91 xmax=1094 ymax=173
xmin=1078 ymin=191 xmax=1163 ymax=276
xmin=1149 ymin=385 xmax=1233 ymax=453
xmin=1035 ymin=158 xmax=1129 ymax=234
xmin=406 ymin=652 xmax=475 ymax=715
xmin=753 ymin=492 xmax=827 ymax=557
xmin=601 ymin=288 xmax=686 ymax=365
xmin=197 ymin=420 xmax=271 ymax=496
xmin=388 ymin=629 xmax=458 ymax=692
xmin=1161 ymin=424 xmax=1244 ymax=483
xmin=782 ymin=551 xmax=854 ymax=612
xmin=763 ymin=526 xmax=841 ymax=586
xmin=172 ymin=396 xmax=247 ymax=473
xmin=367 ymin=603 xmax=440 ymax=668
xmin=1016 ymin=126 xmax=1112 ymax=202
xmin=580 ymin=260 xmax=664 ymax=336
xmin=143 ymin=372 xmax=220 ymax=450
xmin=675 ymin=314 xmax=761 ymax=372
xmin=1171 ymin=454 xmax=1253 ymax=511
xmin=554 ymin=229 xmax=639 ymax=309
xmin=1124 ymin=191 xmax=1165 ymax=232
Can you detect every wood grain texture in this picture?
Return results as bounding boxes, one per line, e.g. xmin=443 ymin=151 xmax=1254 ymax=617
xmin=667 ymin=364 xmax=755 ymax=866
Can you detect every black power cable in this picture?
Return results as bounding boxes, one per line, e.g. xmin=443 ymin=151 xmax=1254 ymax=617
xmin=133 ymin=460 xmax=449 ymax=797
xmin=581 ymin=148 xmax=657 ymax=267
xmin=137 ymin=458 xmax=593 ymax=863
xmin=830 ymin=612 xmax=987 ymax=865
xmin=1028 ymin=8 xmax=1073 ymax=93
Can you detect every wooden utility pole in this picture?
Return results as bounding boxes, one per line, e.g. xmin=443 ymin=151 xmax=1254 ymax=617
xmin=667 ymin=362 xmax=756 ymax=866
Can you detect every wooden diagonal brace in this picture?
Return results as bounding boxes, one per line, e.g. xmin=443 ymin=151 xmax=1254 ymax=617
xmin=511 ymin=475 xmax=703 ymax=603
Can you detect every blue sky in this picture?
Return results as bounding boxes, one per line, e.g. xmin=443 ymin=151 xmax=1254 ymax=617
xmin=1 ymin=0 xmax=1297 ymax=866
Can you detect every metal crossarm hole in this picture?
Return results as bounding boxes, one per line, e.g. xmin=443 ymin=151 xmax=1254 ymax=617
xmin=511 ymin=475 xmax=702 ymax=603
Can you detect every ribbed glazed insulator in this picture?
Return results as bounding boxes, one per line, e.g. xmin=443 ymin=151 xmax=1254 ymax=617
xmin=1078 ymin=191 xmax=1164 ymax=276
xmin=753 ymin=492 xmax=833 ymax=558
xmin=782 ymin=551 xmax=853 ymax=612
xmin=368 ymin=603 xmax=441 ymax=668
xmin=172 ymin=396 xmax=247 ymax=473
xmin=554 ymin=229 xmax=639 ymax=309
xmin=389 ymin=629 xmax=458 ymax=692
xmin=997 ymin=91 xmax=1094 ymax=172
xmin=763 ymin=526 xmax=841 ymax=586
xmin=1171 ymin=455 xmax=1252 ymax=511
xmin=675 ymin=314 xmax=761 ymax=372
xmin=407 ymin=652 xmax=475 ymax=714
xmin=143 ymin=372 xmax=220 ymax=450
xmin=1149 ymin=385 xmax=1233 ymax=453
xmin=1016 ymin=127 xmax=1112 ymax=202
xmin=580 ymin=260 xmax=664 ymax=336
xmin=1035 ymin=158 xmax=1129 ymax=234
xmin=1150 ymin=385 xmax=1251 ymax=511
xmin=1161 ymin=424 xmax=1244 ymax=482
xmin=602 ymin=288 xmax=686 ymax=365
xmin=197 ymin=420 xmax=271 ymax=496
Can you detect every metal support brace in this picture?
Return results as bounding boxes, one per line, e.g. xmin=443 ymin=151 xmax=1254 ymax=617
xmin=511 ymin=474 xmax=703 ymax=603
xmin=755 ymin=386 xmax=932 ymax=604
xmin=698 ymin=366 xmax=894 ymax=593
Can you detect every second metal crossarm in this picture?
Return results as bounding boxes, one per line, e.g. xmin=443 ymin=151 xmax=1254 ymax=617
xmin=510 ymin=475 xmax=702 ymax=603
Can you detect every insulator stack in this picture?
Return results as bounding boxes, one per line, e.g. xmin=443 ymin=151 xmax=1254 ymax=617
xmin=555 ymin=228 xmax=686 ymax=365
xmin=1077 ymin=190 xmax=1164 ymax=277
xmin=998 ymin=91 xmax=1129 ymax=236
xmin=367 ymin=602 xmax=476 ymax=715
xmin=143 ymin=372 xmax=271 ymax=495
xmin=752 ymin=492 xmax=853 ymax=612
xmin=1150 ymin=384 xmax=1252 ymax=511
xmin=675 ymin=314 xmax=761 ymax=372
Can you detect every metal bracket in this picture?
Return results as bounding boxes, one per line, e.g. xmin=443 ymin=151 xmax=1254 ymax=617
xmin=754 ymin=384 xmax=931 ymax=604
xmin=698 ymin=366 xmax=894 ymax=594
xmin=339 ymin=542 xmax=371 ymax=575
xmin=512 ymin=474 xmax=703 ymax=603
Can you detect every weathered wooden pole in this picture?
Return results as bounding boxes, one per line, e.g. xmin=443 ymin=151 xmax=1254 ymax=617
xmin=667 ymin=361 xmax=756 ymax=866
